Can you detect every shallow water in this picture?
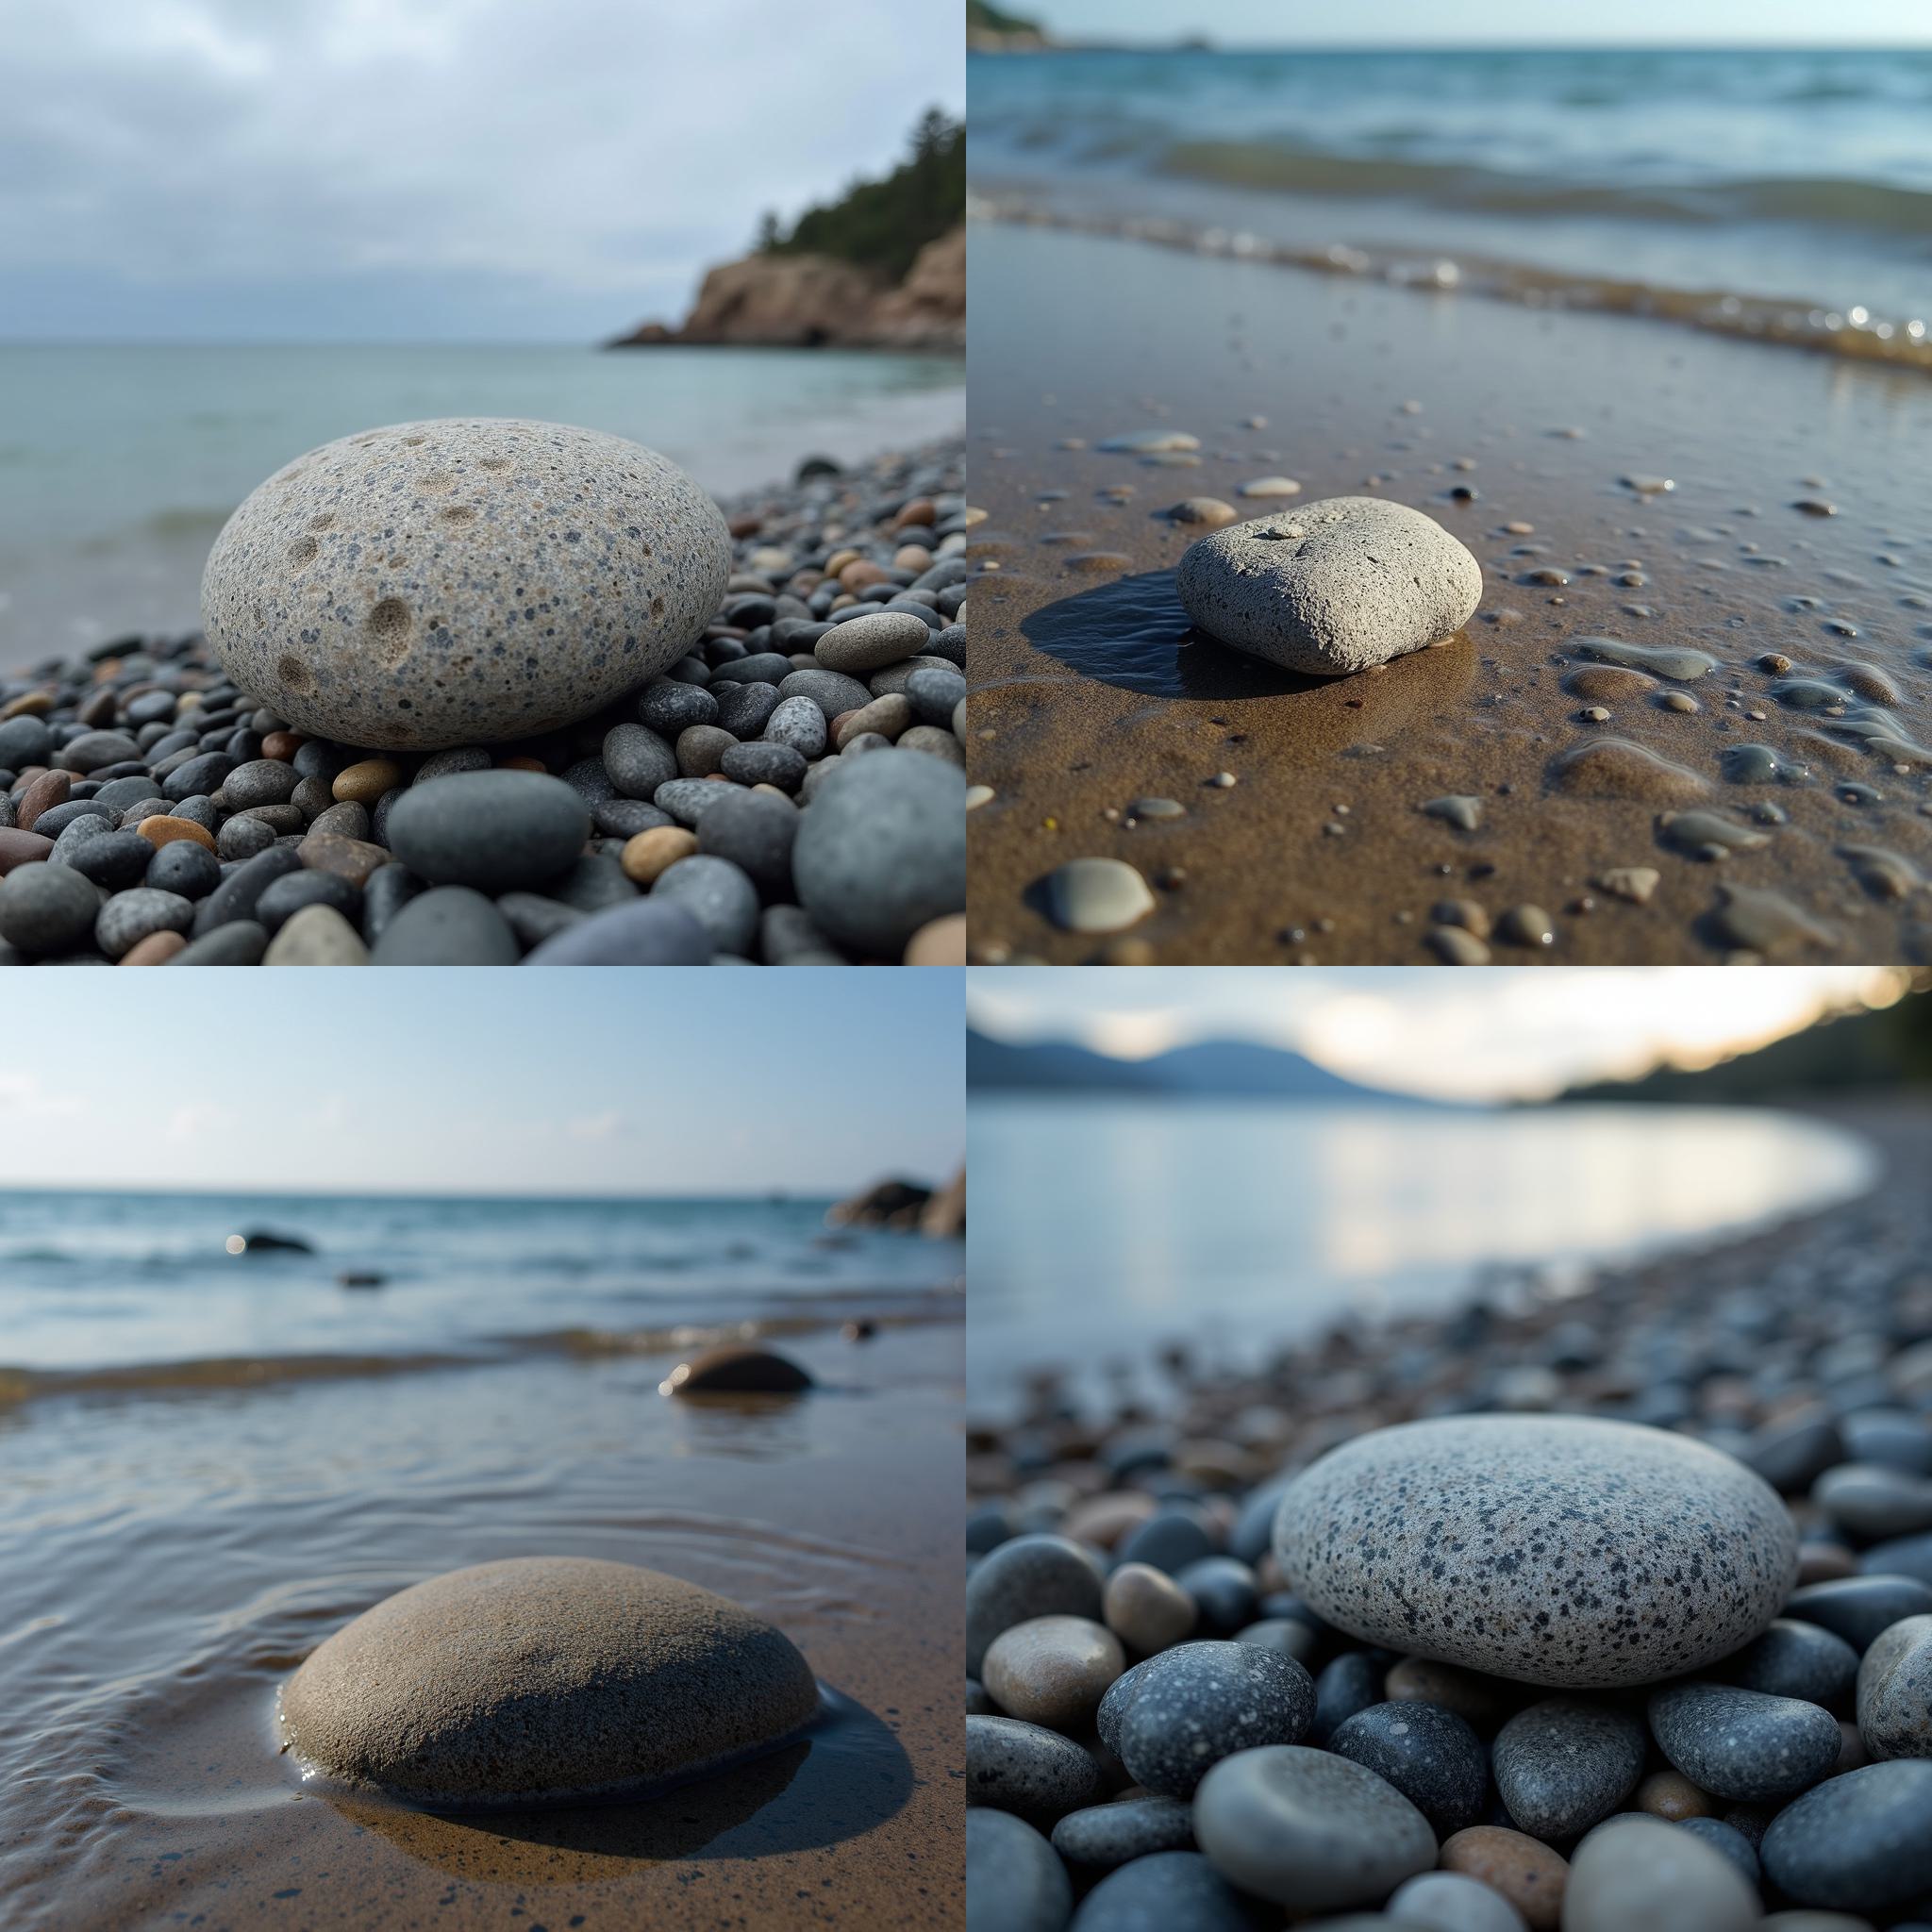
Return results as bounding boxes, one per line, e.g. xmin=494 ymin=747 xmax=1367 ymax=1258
xmin=965 ymin=1098 xmax=1875 ymax=1408
xmin=0 ymin=1198 xmax=964 ymax=1928
xmin=0 ymin=342 xmax=964 ymax=668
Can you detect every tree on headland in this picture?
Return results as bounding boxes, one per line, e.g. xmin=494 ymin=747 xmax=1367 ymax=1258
xmin=758 ymin=108 xmax=963 ymax=282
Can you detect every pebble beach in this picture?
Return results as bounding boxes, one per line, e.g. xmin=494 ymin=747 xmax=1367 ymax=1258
xmin=965 ymin=1099 xmax=1932 ymax=1928
xmin=0 ymin=435 xmax=967 ymax=966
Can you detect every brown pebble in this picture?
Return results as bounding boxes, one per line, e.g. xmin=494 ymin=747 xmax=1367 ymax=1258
xmin=1796 ymin=1541 xmax=1859 ymax=1585
xmin=1103 ymin=1563 xmax=1199 ymax=1657
xmin=499 ymin=756 xmax=547 ymax=773
xmin=298 ymin=831 xmax=391 ymax=887
xmin=1636 ymin=1769 xmax=1714 ymax=1821
xmin=1062 ymin=1492 xmax=1158 ymax=1550
xmin=332 ymin=758 xmax=402 ymax=805
xmin=136 ymin=814 xmax=218 ymax=854
xmin=260 ymin=729 xmax=305 ymax=760
xmin=621 ymin=826 xmax=697 ymax=886
xmin=894 ymin=497 xmax=937 ymax=529
xmin=905 ymin=914 xmax=965 ymax=966
xmin=0 ymin=828 xmax=58 ymax=874
xmin=0 ymin=690 xmax=56 ymax=720
xmin=1385 ymin=1657 xmax=1517 ymax=1729
xmin=982 ymin=1615 xmax=1124 ymax=1730
xmin=1441 ymin=1827 xmax=1568 ymax=1932
xmin=118 ymin=930 xmax=187 ymax=966
xmin=676 ymin=725 xmax=736 ymax=777
xmin=15 ymin=770 xmax=70 ymax=831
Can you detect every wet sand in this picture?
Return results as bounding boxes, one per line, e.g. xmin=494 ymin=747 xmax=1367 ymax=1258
xmin=967 ymin=219 xmax=1932 ymax=964
xmin=0 ymin=1317 xmax=963 ymax=1929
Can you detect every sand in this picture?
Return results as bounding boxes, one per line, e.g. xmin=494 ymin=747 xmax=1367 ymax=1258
xmin=967 ymin=219 xmax=1932 ymax=965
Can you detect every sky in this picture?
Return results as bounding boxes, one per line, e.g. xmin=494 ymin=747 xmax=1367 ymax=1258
xmin=0 ymin=973 xmax=962 ymax=1194
xmin=967 ymin=966 xmax=1912 ymax=1103
xmin=0 ymin=0 xmax=963 ymax=345
xmin=1021 ymin=0 xmax=1931 ymax=43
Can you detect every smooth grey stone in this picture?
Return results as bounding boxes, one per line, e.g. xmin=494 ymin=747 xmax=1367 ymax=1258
xmin=1385 ymin=1869 xmax=1530 ymax=1932
xmin=144 ymin=841 xmax=221 ymax=900
xmin=1857 ymin=1614 xmax=1932 ymax=1758
xmin=544 ymin=853 xmax=637 ymax=914
xmin=411 ymin=746 xmax=491 ymax=786
xmin=1044 ymin=858 xmax=1155 ymax=936
xmin=967 ymin=1536 xmax=1104 ymax=1678
xmin=1174 ymin=1557 xmax=1257 ymax=1636
xmin=967 ymin=1809 xmax=1072 ymax=1932
xmin=1842 ymin=1412 xmax=1932 ymax=1475
xmin=1068 ymin=1852 xmax=1257 ymax=1932
xmin=1176 ymin=496 xmax=1483 ymax=675
xmin=385 ymin=771 xmax=589 ymax=891
xmin=1332 ymin=1698 xmax=1489 ymax=1836
xmin=93 ymin=774 xmax=164 ymax=814
xmin=1492 ymin=1697 xmax=1644 ymax=1840
xmin=1050 ymin=1796 xmax=1194 ymax=1870
xmin=521 ymin=899 xmax=710 ymax=965
xmin=697 ymin=790 xmax=797 ymax=901
xmin=369 ymin=886 xmax=519 ymax=964
xmin=1760 ymin=1760 xmax=1932 ymax=1912
xmin=1191 ymin=1743 xmax=1436 ymax=1912
xmin=778 ymin=667 xmax=872 ymax=720
xmin=264 ymin=903 xmax=369 ymax=965
xmin=762 ymin=694 xmax=828 ymax=758
xmin=1815 ymin=1464 xmax=1932 ymax=1541
xmin=220 ymin=758 xmax=301 ymax=808
xmin=1312 ymin=1652 xmax=1386 ymax=1745
xmin=1677 ymin=1818 xmax=1761 ymax=1889
xmin=495 ymin=892 xmax=586 ymax=949
xmin=162 ymin=751 xmax=234 ymax=801
xmin=714 ymin=652 xmax=792 ymax=686
xmin=720 ymin=741 xmax=806 ymax=791
xmin=965 ymin=1715 xmax=1102 ymax=1827
xmin=602 ymin=723 xmax=678 ymax=800
xmin=1721 ymin=1620 xmax=1859 ymax=1712
xmin=815 ymin=608 xmax=929 ymax=673
xmin=308 ymin=800 xmax=370 ymax=841
xmin=166 ymin=920 xmax=269 ymax=965
xmin=1275 ymin=1416 xmax=1798 ymax=1687
xmin=1648 ymin=1681 xmax=1840 ymax=1803
xmin=1859 ymin=1534 xmax=1932 ymax=1587
xmin=0 ymin=862 xmax=100 ymax=954
xmin=791 ymin=747 xmax=963 ymax=958
xmin=0 ymin=716 xmax=53 ymax=766
xmin=592 ymin=797 xmax=672 ymax=839
xmin=651 ymin=776 xmax=742 ymax=828
xmin=64 ymin=828 xmax=153 ymax=890
xmin=95 ymin=887 xmax=193 ymax=959
xmin=1786 ymin=1576 xmax=1932 ymax=1651
xmin=637 ymin=679 xmax=718 ymax=734
xmin=171 ymin=793 xmax=219 ymax=831
xmin=1109 ymin=1641 xmax=1314 ymax=1799
xmin=712 ymin=683 xmax=781 ymax=738
xmin=55 ymin=727 xmax=142 ymax=772
xmin=31 ymin=799 xmax=114 ymax=841
xmin=905 ymin=664 xmax=967 ymax=725
xmin=649 ymin=854 xmax=758 ymax=954
xmin=758 ymin=902 xmax=843 ymax=966
xmin=255 ymin=868 xmax=362 ymax=934
xmin=1562 ymin=1814 xmax=1758 ymax=1932
xmin=361 ymin=863 xmax=424 ymax=944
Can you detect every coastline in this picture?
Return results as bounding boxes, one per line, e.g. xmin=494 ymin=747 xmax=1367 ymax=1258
xmin=966 ymin=217 xmax=1932 ymax=966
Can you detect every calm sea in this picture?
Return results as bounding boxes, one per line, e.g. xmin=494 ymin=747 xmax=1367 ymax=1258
xmin=966 ymin=1099 xmax=1876 ymax=1407
xmin=0 ymin=342 xmax=964 ymax=667
xmin=970 ymin=46 xmax=1932 ymax=329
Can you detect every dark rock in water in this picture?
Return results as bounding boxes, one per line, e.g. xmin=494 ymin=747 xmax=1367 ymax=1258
xmin=967 ymin=1808 xmax=1072 ymax=1932
xmin=829 ymin=1176 xmax=936 ymax=1229
xmin=1759 ymin=1759 xmax=1932 ymax=1911
xmin=237 ymin=1229 xmax=313 ymax=1255
xmin=1067 ymin=1850 xmax=1258 ymax=1932
xmin=660 ymin=1345 xmax=812 ymax=1395
xmin=338 ymin=1272 xmax=385 ymax=1291
xmin=280 ymin=1556 xmax=820 ymax=1804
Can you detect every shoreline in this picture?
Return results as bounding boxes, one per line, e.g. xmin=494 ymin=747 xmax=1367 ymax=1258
xmin=965 ymin=219 xmax=1932 ymax=966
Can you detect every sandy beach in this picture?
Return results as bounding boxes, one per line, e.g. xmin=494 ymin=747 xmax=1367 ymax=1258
xmin=968 ymin=217 xmax=1932 ymax=964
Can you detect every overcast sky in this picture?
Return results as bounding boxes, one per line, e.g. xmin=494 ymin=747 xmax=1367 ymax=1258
xmin=968 ymin=967 xmax=1909 ymax=1102
xmin=1023 ymin=0 xmax=1930 ymax=44
xmin=0 ymin=0 xmax=963 ymax=344
xmin=0 ymin=973 xmax=962 ymax=1194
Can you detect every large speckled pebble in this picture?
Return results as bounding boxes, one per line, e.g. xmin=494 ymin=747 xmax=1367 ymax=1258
xmin=965 ymin=1714 xmax=1103 ymax=1826
xmin=966 ymin=1808 xmax=1072 ymax=1932
xmin=1561 ymin=1815 xmax=1759 ymax=1932
xmin=1648 ymin=1682 xmax=1840 ymax=1803
xmin=1068 ymin=1850 xmax=1259 ymax=1932
xmin=202 ymin=419 xmax=730 ymax=750
xmin=1274 ymin=1417 xmax=1797 ymax=1687
xmin=1107 ymin=1641 xmax=1314 ymax=1798
xmin=966 ymin=1535 xmax=1105 ymax=1677
xmin=1492 ymin=1698 xmax=1645 ymax=1840
xmin=1329 ymin=1698 xmax=1489 ymax=1836
xmin=791 ymin=747 xmax=965 ymax=958
xmin=1175 ymin=496 xmax=1482 ymax=675
xmin=1759 ymin=1760 xmax=1932 ymax=1911
xmin=1856 ymin=1614 xmax=1932 ymax=1758
xmin=279 ymin=1557 xmax=819 ymax=1804
xmin=385 ymin=770 xmax=590 ymax=892
xmin=1192 ymin=1743 xmax=1437 ymax=1912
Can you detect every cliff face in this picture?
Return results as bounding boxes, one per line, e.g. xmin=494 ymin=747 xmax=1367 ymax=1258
xmin=609 ymin=226 xmax=963 ymax=353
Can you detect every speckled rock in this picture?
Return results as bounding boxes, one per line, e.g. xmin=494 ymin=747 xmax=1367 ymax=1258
xmin=1492 ymin=1698 xmax=1645 ymax=1840
xmin=1856 ymin=1614 xmax=1932 ymax=1758
xmin=1192 ymin=1743 xmax=1437 ymax=1911
xmin=1175 ymin=496 xmax=1482 ymax=675
xmin=965 ymin=1714 xmax=1103 ymax=1825
xmin=1274 ymin=1417 xmax=1798 ymax=1687
xmin=966 ymin=1809 xmax=1073 ymax=1932
xmin=1104 ymin=1641 xmax=1314 ymax=1798
xmin=280 ymin=1556 xmax=819 ymax=1803
xmin=1759 ymin=1760 xmax=1932 ymax=1911
xmin=1050 ymin=1795 xmax=1195 ymax=1869
xmin=967 ymin=1536 xmax=1106 ymax=1677
xmin=1328 ymin=1698 xmax=1489 ymax=1835
xmin=1561 ymin=1815 xmax=1758 ymax=1932
xmin=1068 ymin=1851 xmax=1258 ymax=1931
xmin=202 ymin=419 xmax=730 ymax=749
xmin=1647 ymin=1682 xmax=1840 ymax=1803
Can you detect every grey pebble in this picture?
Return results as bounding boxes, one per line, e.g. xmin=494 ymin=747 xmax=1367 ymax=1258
xmin=1068 ymin=1852 xmax=1257 ymax=1932
xmin=967 ymin=1535 xmax=1104 ymax=1677
xmin=0 ymin=863 xmax=101 ymax=954
xmin=1648 ymin=1681 xmax=1840 ymax=1802
xmin=1856 ymin=1614 xmax=1932 ymax=1758
xmin=1050 ymin=1795 xmax=1194 ymax=1869
xmin=966 ymin=1809 xmax=1071 ymax=1932
xmin=1331 ymin=1698 xmax=1490 ymax=1836
xmin=1492 ymin=1697 xmax=1645 ymax=1839
xmin=521 ymin=899 xmax=711 ymax=965
xmin=965 ymin=1714 xmax=1102 ymax=1826
xmin=369 ymin=885 xmax=519 ymax=964
xmin=1722 ymin=1620 xmax=1859 ymax=1712
xmin=1759 ymin=1759 xmax=1932 ymax=1912
xmin=385 ymin=771 xmax=588 ymax=892
xmin=95 ymin=887 xmax=194 ymax=960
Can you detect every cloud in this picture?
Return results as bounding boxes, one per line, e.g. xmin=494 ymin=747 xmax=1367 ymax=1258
xmin=565 ymin=1110 xmax=626 ymax=1142
xmin=0 ymin=1072 xmax=85 ymax=1121
xmin=164 ymin=1099 xmax=232 ymax=1141
xmin=0 ymin=0 xmax=963 ymax=341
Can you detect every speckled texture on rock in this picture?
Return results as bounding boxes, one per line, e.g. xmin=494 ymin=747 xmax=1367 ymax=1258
xmin=1491 ymin=1697 xmax=1646 ymax=1840
xmin=1647 ymin=1681 xmax=1841 ymax=1802
xmin=1050 ymin=1795 xmax=1195 ymax=1869
xmin=1191 ymin=1743 xmax=1438 ymax=1911
xmin=202 ymin=419 xmax=731 ymax=749
xmin=1856 ymin=1614 xmax=1932 ymax=1759
xmin=1274 ymin=1416 xmax=1797 ymax=1687
xmin=279 ymin=1556 xmax=820 ymax=1805
xmin=1174 ymin=495 xmax=1482 ymax=675
xmin=1108 ymin=1641 xmax=1314 ymax=1798
xmin=1328 ymin=1698 xmax=1489 ymax=1837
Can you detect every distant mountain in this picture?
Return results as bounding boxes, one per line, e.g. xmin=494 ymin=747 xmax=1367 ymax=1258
xmin=966 ymin=1029 xmax=1433 ymax=1103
